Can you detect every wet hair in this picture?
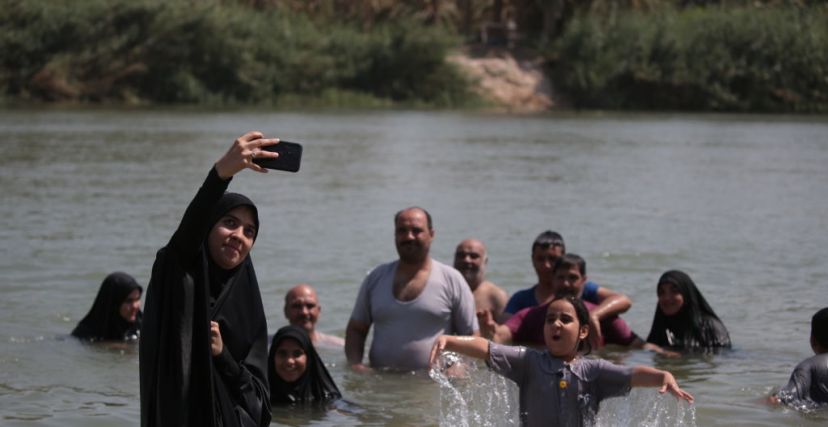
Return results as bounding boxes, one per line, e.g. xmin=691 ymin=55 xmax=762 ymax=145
xmin=812 ymin=307 xmax=828 ymax=349
xmin=549 ymin=294 xmax=592 ymax=355
xmin=394 ymin=206 xmax=433 ymax=230
xmin=531 ymin=230 xmax=565 ymax=254
xmin=552 ymin=253 xmax=586 ymax=276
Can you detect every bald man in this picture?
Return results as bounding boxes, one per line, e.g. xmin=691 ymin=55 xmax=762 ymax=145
xmin=454 ymin=238 xmax=509 ymax=323
xmin=284 ymin=283 xmax=344 ymax=347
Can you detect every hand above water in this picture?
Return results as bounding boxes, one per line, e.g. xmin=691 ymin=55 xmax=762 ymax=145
xmin=215 ymin=131 xmax=280 ymax=179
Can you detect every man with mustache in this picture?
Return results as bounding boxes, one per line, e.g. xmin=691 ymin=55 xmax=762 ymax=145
xmin=453 ymin=238 xmax=509 ymax=323
xmin=345 ymin=207 xmax=479 ymax=372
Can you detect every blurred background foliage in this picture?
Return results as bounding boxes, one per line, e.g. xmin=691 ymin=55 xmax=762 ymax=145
xmin=1 ymin=0 xmax=826 ymax=111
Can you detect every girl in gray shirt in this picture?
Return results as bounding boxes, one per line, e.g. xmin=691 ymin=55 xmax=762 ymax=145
xmin=430 ymin=295 xmax=694 ymax=426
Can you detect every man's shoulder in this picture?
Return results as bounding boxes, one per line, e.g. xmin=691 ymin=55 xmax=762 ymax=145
xmin=478 ymin=280 xmax=506 ymax=293
xmin=316 ymin=332 xmax=345 ymax=348
xmin=431 ymin=259 xmax=467 ymax=284
xmin=365 ymin=260 xmax=398 ymax=280
xmin=797 ymin=353 xmax=828 ymax=371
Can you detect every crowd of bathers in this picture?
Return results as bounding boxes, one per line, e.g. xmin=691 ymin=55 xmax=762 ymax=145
xmin=69 ymin=131 xmax=828 ymax=427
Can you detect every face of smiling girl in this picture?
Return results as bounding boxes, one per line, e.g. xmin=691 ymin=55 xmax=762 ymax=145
xmin=657 ymin=282 xmax=685 ymax=316
xmin=273 ymin=338 xmax=307 ymax=383
xmin=544 ymin=299 xmax=589 ymax=362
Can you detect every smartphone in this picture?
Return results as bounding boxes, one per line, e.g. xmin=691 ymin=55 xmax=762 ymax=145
xmin=253 ymin=140 xmax=303 ymax=173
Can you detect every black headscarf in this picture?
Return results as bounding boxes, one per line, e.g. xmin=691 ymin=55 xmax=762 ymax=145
xmin=140 ymin=169 xmax=270 ymax=427
xmin=268 ymin=325 xmax=341 ymax=405
xmin=646 ymin=270 xmax=732 ymax=350
xmin=72 ymin=272 xmax=142 ymax=341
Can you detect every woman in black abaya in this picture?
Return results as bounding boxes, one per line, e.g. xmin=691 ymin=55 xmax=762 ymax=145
xmin=646 ymin=270 xmax=732 ymax=351
xmin=140 ymin=131 xmax=281 ymax=427
xmin=268 ymin=325 xmax=341 ymax=405
xmin=72 ymin=272 xmax=142 ymax=342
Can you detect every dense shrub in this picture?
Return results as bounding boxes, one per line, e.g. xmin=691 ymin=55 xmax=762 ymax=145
xmin=551 ymin=6 xmax=828 ymax=112
xmin=0 ymin=0 xmax=476 ymax=107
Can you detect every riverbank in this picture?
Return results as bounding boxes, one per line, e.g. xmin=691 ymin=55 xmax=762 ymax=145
xmin=448 ymin=46 xmax=557 ymax=113
xmin=2 ymin=1 xmax=826 ymax=113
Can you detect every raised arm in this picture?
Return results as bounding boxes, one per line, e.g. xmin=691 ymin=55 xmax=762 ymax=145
xmin=429 ymin=335 xmax=490 ymax=367
xmin=630 ymin=366 xmax=694 ymax=403
xmin=168 ymin=132 xmax=279 ymax=260
xmin=345 ymin=319 xmax=372 ymax=373
xmin=478 ymin=310 xmax=513 ymax=344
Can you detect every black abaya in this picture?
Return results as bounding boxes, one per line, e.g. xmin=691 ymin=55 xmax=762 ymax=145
xmin=646 ymin=270 xmax=731 ymax=350
xmin=72 ymin=272 xmax=142 ymax=341
xmin=268 ymin=325 xmax=341 ymax=405
xmin=140 ymin=167 xmax=270 ymax=427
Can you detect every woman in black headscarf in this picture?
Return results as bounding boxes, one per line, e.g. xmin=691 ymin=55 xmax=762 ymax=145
xmin=72 ymin=272 xmax=142 ymax=342
xmin=140 ymin=131 xmax=281 ymax=427
xmin=646 ymin=270 xmax=732 ymax=351
xmin=268 ymin=325 xmax=341 ymax=405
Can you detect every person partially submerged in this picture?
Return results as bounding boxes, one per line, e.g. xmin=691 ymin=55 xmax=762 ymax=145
xmin=72 ymin=271 xmax=142 ymax=342
xmin=140 ymin=131 xmax=281 ymax=427
xmin=645 ymin=270 xmax=731 ymax=351
xmin=770 ymin=307 xmax=828 ymax=410
xmin=268 ymin=325 xmax=341 ymax=405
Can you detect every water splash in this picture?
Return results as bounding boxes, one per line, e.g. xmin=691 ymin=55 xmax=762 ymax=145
xmin=430 ymin=351 xmax=698 ymax=427
xmin=596 ymin=389 xmax=697 ymax=427
xmin=429 ymin=351 xmax=518 ymax=427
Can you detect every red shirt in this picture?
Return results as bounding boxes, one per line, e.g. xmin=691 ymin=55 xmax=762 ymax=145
xmin=505 ymin=300 xmax=638 ymax=347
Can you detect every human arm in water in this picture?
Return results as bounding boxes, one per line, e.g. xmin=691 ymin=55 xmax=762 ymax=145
xmin=587 ymin=288 xmax=632 ymax=349
xmin=630 ymin=365 xmax=694 ymax=403
xmin=344 ymin=319 xmax=373 ymax=373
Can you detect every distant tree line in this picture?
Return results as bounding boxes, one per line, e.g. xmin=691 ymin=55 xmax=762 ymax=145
xmin=1 ymin=0 xmax=826 ymax=111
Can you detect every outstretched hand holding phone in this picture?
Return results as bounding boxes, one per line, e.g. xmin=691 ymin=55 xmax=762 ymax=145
xmin=214 ymin=131 xmax=281 ymax=179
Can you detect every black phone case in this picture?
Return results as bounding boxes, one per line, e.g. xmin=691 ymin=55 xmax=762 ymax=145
xmin=253 ymin=141 xmax=302 ymax=172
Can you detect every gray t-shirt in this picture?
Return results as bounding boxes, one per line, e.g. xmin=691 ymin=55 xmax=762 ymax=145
xmin=487 ymin=343 xmax=632 ymax=427
xmin=350 ymin=259 xmax=478 ymax=370
xmin=777 ymin=353 xmax=828 ymax=407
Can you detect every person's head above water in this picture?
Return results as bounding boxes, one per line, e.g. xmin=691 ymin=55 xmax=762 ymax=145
xmin=531 ymin=230 xmax=566 ymax=285
xmin=811 ymin=307 xmax=828 ymax=354
xmin=207 ymin=193 xmax=259 ymax=270
xmin=284 ymin=284 xmax=321 ymax=335
xmin=544 ymin=295 xmax=591 ymax=361
xmin=647 ymin=270 xmax=731 ymax=350
xmin=72 ymin=272 xmax=142 ymax=341
xmin=551 ymin=253 xmax=587 ymax=298
xmin=453 ymin=238 xmax=488 ymax=290
xmin=394 ymin=206 xmax=434 ymax=265
xmin=268 ymin=325 xmax=341 ymax=404
xmin=655 ymin=270 xmax=711 ymax=319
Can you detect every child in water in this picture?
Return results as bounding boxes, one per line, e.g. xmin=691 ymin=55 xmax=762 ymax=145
xmin=430 ymin=295 xmax=694 ymax=426
xmin=770 ymin=307 xmax=828 ymax=409
xmin=268 ymin=325 xmax=341 ymax=405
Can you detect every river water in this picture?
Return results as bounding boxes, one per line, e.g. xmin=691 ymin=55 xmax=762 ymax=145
xmin=0 ymin=109 xmax=826 ymax=426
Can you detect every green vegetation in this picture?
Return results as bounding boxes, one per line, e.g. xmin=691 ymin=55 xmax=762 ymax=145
xmin=551 ymin=5 xmax=828 ymax=112
xmin=2 ymin=0 xmax=828 ymax=112
xmin=0 ymin=0 xmax=478 ymax=107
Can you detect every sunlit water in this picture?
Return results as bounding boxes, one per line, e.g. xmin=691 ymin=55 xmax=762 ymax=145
xmin=1 ymin=109 xmax=827 ymax=426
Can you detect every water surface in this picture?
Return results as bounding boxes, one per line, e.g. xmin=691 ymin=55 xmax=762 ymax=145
xmin=1 ymin=110 xmax=827 ymax=426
